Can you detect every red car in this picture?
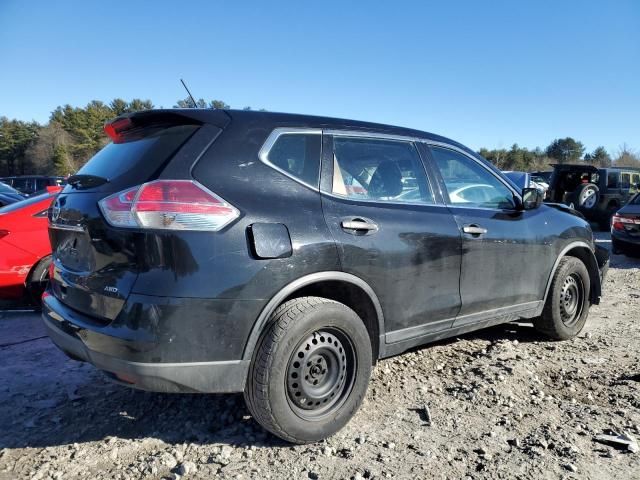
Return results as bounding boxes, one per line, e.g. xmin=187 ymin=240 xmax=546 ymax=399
xmin=0 ymin=187 xmax=61 ymax=302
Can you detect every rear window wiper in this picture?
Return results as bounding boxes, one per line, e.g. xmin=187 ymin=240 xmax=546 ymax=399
xmin=67 ymin=174 xmax=109 ymax=189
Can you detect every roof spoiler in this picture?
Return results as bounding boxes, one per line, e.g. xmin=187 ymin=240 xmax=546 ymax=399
xmin=104 ymin=109 xmax=231 ymax=142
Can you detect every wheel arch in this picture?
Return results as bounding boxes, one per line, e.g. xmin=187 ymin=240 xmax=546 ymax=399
xmin=242 ymin=272 xmax=385 ymax=363
xmin=543 ymin=242 xmax=601 ymax=305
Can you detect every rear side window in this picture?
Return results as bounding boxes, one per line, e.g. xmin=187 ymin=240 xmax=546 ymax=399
xmin=607 ymin=172 xmax=618 ymax=188
xmin=262 ymin=132 xmax=321 ymax=187
xmin=331 ymin=137 xmax=434 ymax=204
xmin=620 ymin=173 xmax=631 ymax=189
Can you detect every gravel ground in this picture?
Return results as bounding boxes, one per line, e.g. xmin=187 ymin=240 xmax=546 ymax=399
xmin=0 ymin=232 xmax=638 ymax=480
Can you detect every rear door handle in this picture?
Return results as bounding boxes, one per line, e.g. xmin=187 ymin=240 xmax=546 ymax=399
xmin=341 ymin=218 xmax=379 ymax=233
xmin=462 ymin=224 xmax=487 ymax=235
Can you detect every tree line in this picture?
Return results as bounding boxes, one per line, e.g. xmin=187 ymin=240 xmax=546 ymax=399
xmin=1 ymin=99 xmax=638 ymax=176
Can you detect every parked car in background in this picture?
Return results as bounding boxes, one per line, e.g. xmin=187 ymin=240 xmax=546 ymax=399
xmin=532 ymin=170 xmax=552 ymax=183
xmin=530 ymin=174 xmax=550 ymax=192
xmin=0 ymin=187 xmax=61 ymax=302
xmin=546 ymin=164 xmax=640 ymax=229
xmin=0 ymin=181 xmax=25 ymax=207
xmin=502 ymin=171 xmax=548 ymax=195
xmin=611 ymin=193 xmax=640 ymax=255
xmin=0 ymin=175 xmax=66 ymax=195
xmin=43 ymin=109 xmax=608 ymax=444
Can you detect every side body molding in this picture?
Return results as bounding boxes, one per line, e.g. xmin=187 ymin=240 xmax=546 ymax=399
xmin=242 ymin=271 xmax=386 ymax=361
xmin=543 ymin=241 xmax=602 ymax=304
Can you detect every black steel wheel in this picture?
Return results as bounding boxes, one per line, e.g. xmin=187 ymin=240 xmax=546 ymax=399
xmin=285 ymin=329 xmax=355 ymax=419
xmin=534 ymin=256 xmax=591 ymax=340
xmin=558 ymin=273 xmax=585 ymax=327
xmin=244 ymin=297 xmax=372 ymax=444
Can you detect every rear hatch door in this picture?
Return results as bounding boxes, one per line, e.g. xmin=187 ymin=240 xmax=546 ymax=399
xmin=49 ymin=110 xmax=229 ymax=323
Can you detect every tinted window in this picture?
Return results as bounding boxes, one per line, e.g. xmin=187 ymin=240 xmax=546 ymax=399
xmin=265 ymin=133 xmax=321 ymax=187
xmin=431 ymin=146 xmax=515 ymax=209
xmin=12 ymin=178 xmax=33 ymax=193
xmin=631 ymin=193 xmax=640 ymax=205
xmin=607 ymin=172 xmax=618 ymax=188
xmin=331 ymin=137 xmax=434 ymax=204
xmin=76 ymin=125 xmax=197 ymax=182
xmin=620 ymin=173 xmax=631 ymax=189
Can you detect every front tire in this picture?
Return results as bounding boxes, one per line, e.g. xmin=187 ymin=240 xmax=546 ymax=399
xmin=244 ymin=297 xmax=372 ymax=444
xmin=534 ymin=257 xmax=590 ymax=340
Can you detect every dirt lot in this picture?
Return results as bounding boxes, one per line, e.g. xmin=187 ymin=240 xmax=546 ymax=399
xmin=0 ymin=232 xmax=638 ymax=480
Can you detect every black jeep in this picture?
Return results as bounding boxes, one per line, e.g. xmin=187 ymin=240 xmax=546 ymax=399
xmin=546 ymin=164 xmax=640 ymax=229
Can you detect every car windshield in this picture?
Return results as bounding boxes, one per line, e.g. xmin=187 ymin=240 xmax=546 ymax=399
xmin=631 ymin=193 xmax=640 ymax=205
xmin=0 ymin=192 xmax=52 ymax=214
xmin=0 ymin=182 xmax=20 ymax=194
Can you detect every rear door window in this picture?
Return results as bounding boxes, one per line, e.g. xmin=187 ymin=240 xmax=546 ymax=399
xmin=331 ymin=136 xmax=434 ymax=204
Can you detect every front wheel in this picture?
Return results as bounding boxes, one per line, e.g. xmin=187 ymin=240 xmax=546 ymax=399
xmin=534 ymin=257 xmax=590 ymax=340
xmin=244 ymin=297 xmax=372 ymax=444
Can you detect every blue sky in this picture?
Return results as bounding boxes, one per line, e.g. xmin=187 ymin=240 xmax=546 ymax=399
xmin=0 ymin=1 xmax=638 ymax=153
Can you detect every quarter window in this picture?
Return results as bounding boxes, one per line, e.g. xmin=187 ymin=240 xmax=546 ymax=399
xmin=331 ymin=137 xmax=434 ymax=204
xmin=607 ymin=172 xmax=618 ymax=188
xmin=264 ymin=133 xmax=321 ymax=187
xmin=430 ymin=146 xmax=515 ymax=209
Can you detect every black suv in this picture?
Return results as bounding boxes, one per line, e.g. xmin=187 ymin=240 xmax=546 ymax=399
xmin=43 ymin=110 xmax=609 ymax=443
xmin=546 ymin=164 xmax=640 ymax=229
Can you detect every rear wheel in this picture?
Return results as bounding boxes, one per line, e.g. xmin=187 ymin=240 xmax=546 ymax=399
xmin=244 ymin=297 xmax=372 ymax=444
xmin=534 ymin=257 xmax=590 ymax=340
xmin=26 ymin=256 xmax=51 ymax=307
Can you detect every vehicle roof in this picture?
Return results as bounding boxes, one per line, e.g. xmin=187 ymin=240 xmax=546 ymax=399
xmin=550 ymin=163 xmax=640 ymax=172
xmin=125 ymin=108 xmax=479 ymax=157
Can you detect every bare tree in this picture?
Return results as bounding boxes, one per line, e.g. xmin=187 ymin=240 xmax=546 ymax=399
xmin=614 ymin=143 xmax=640 ymax=167
xmin=25 ymin=122 xmax=73 ymax=174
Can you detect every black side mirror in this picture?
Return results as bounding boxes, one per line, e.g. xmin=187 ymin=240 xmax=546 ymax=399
xmin=521 ymin=187 xmax=543 ymax=210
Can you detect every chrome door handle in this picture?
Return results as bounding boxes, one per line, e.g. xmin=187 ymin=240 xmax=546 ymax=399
xmin=463 ymin=224 xmax=487 ymax=235
xmin=341 ymin=220 xmax=378 ymax=232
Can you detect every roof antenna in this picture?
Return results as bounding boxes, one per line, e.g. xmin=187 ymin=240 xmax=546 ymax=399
xmin=180 ymin=78 xmax=198 ymax=108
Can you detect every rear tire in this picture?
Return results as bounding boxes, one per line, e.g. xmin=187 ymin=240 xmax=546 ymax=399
xmin=534 ymin=257 xmax=590 ymax=340
xmin=26 ymin=256 xmax=51 ymax=307
xmin=244 ymin=297 xmax=372 ymax=444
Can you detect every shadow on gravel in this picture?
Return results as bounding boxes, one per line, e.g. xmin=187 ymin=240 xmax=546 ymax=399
xmin=0 ymin=386 xmax=289 ymax=450
xmin=0 ymin=312 xmax=287 ymax=451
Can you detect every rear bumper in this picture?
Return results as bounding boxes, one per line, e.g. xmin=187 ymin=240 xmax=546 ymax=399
xmin=42 ymin=294 xmax=249 ymax=393
xmin=611 ymin=230 xmax=640 ymax=249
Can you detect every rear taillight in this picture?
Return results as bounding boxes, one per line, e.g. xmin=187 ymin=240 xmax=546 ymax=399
xmin=612 ymin=214 xmax=640 ymax=231
xmin=0 ymin=229 xmax=9 ymax=239
xmin=98 ymin=180 xmax=240 ymax=231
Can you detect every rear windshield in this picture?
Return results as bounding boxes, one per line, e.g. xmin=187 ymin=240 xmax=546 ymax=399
xmin=0 ymin=192 xmax=52 ymax=214
xmin=75 ymin=125 xmax=198 ymax=184
xmin=631 ymin=193 xmax=640 ymax=205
